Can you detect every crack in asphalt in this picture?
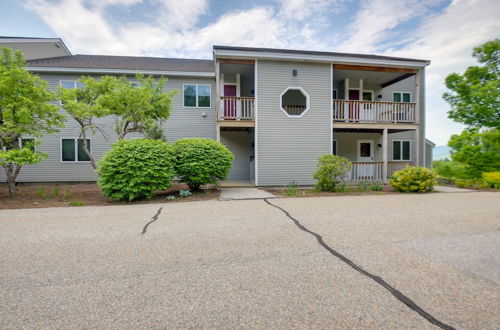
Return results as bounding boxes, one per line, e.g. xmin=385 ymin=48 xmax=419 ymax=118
xmin=141 ymin=207 xmax=163 ymax=235
xmin=263 ymin=198 xmax=456 ymax=330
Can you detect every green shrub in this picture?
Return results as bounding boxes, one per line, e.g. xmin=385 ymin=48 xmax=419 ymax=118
xmin=173 ymin=138 xmax=233 ymax=191
xmin=389 ymin=166 xmax=437 ymax=192
xmin=69 ymin=201 xmax=84 ymax=206
xmin=52 ymin=186 xmax=60 ymax=198
xmin=454 ymin=178 xmax=488 ymax=189
xmin=482 ymin=172 xmax=500 ymax=188
xmin=98 ymin=139 xmax=175 ymax=201
xmin=432 ymin=160 xmax=471 ymax=181
xmin=179 ymin=189 xmax=192 ymax=197
xmin=36 ymin=187 xmax=48 ymax=199
xmin=62 ymin=187 xmax=71 ymax=200
xmin=357 ymin=181 xmax=369 ymax=193
xmin=371 ymin=184 xmax=382 ymax=191
xmin=283 ymin=180 xmax=298 ymax=197
xmin=166 ymin=195 xmax=176 ymax=200
xmin=313 ymin=154 xmax=352 ymax=192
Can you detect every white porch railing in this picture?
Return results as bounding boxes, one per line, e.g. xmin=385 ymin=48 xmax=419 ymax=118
xmin=333 ymin=100 xmax=416 ymax=123
xmin=219 ymin=96 xmax=254 ymax=120
xmin=344 ymin=161 xmax=413 ymax=182
xmin=346 ymin=162 xmax=384 ymax=182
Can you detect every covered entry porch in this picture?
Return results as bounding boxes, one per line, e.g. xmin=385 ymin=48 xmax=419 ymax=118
xmin=333 ymin=126 xmax=418 ymax=183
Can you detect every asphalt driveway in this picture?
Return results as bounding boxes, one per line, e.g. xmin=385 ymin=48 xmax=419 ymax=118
xmin=0 ymin=192 xmax=499 ymax=329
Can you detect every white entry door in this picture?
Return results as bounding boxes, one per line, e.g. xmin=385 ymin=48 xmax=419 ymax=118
xmin=357 ymin=139 xmax=374 ymax=161
xmin=357 ymin=139 xmax=374 ymax=179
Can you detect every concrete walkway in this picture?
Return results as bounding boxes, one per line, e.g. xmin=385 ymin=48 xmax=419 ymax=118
xmin=434 ymin=185 xmax=476 ymax=193
xmin=220 ymin=187 xmax=276 ymax=200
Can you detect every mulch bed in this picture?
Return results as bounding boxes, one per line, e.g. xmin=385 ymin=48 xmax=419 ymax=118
xmin=0 ymin=183 xmax=220 ymax=209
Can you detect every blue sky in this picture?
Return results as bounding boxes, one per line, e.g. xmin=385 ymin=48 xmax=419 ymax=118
xmin=1 ymin=0 xmax=499 ymax=145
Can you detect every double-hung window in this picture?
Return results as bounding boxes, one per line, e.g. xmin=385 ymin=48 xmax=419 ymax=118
xmin=60 ymin=80 xmax=85 ymax=90
xmin=393 ymin=140 xmax=411 ymax=161
xmin=393 ymin=92 xmax=411 ymax=103
xmin=61 ymin=138 xmax=91 ymax=162
xmin=183 ymin=84 xmax=211 ymax=107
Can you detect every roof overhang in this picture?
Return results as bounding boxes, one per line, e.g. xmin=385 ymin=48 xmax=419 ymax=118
xmin=214 ymin=47 xmax=430 ymax=69
xmin=27 ymin=66 xmax=215 ymax=77
xmin=3 ymin=37 xmax=72 ymax=56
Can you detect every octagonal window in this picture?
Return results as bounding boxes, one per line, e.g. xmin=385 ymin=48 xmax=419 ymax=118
xmin=280 ymin=87 xmax=310 ymax=117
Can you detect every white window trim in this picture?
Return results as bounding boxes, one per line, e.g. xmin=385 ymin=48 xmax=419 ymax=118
xmin=392 ymin=139 xmax=412 ymax=161
xmin=279 ymin=86 xmax=311 ymax=118
xmin=182 ymin=83 xmax=211 ymax=108
xmin=60 ymin=137 xmax=92 ymax=163
xmin=392 ymin=91 xmax=412 ymax=103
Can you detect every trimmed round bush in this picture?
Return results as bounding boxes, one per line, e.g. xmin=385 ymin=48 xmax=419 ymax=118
xmin=389 ymin=166 xmax=437 ymax=192
xmin=173 ymin=138 xmax=233 ymax=190
xmin=313 ymin=154 xmax=352 ymax=192
xmin=98 ymin=139 xmax=175 ymax=201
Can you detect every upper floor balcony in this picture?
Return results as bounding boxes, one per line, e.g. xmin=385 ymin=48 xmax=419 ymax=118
xmin=333 ymin=100 xmax=416 ymax=123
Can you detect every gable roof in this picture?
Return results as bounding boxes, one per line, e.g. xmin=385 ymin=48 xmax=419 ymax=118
xmin=213 ymin=45 xmax=430 ymax=65
xmin=0 ymin=36 xmax=71 ymax=60
xmin=26 ymin=54 xmax=214 ymax=73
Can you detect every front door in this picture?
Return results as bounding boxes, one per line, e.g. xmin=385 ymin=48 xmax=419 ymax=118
xmin=357 ymin=139 xmax=374 ymax=179
xmin=348 ymin=89 xmax=360 ymax=121
xmin=360 ymin=91 xmax=374 ymax=121
xmin=357 ymin=139 xmax=374 ymax=161
xmin=224 ymin=85 xmax=237 ymax=118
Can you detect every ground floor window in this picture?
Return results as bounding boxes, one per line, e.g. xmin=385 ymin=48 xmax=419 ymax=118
xmin=393 ymin=140 xmax=411 ymax=161
xmin=61 ymin=138 xmax=91 ymax=162
xmin=393 ymin=92 xmax=411 ymax=103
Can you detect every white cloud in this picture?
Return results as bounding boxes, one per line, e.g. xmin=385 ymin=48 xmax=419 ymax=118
xmin=23 ymin=0 xmax=500 ymax=144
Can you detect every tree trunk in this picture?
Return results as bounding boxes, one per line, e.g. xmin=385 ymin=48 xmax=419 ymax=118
xmin=80 ymin=130 xmax=97 ymax=170
xmin=3 ymin=164 xmax=20 ymax=198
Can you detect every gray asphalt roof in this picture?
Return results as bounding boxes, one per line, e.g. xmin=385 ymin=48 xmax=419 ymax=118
xmin=26 ymin=54 xmax=215 ymax=72
xmin=213 ymin=45 xmax=430 ymax=63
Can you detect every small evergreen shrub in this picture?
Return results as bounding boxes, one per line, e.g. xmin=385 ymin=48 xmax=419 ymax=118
xmin=389 ymin=166 xmax=437 ymax=192
xmin=371 ymin=184 xmax=382 ymax=191
xmin=166 ymin=195 xmax=176 ymax=201
xmin=482 ymin=172 xmax=500 ymax=188
xmin=173 ymin=138 xmax=233 ymax=191
xmin=313 ymin=154 xmax=352 ymax=192
xmin=283 ymin=180 xmax=298 ymax=197
xmin=98 ymin=139 xmax=175 ymax=201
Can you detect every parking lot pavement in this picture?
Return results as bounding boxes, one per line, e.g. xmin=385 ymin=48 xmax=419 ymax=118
xmin=0 ymin=192 xmax=499 ymax=329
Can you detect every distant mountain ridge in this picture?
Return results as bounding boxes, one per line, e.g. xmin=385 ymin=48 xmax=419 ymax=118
xmin=433 ymin=146 xmax=451 ymax=160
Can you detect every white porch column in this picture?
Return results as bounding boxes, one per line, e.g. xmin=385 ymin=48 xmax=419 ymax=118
xmin=414 ymin=128 xmax=420 ymax=166
xmin=382 ymin=128 xmax=388 ymax=183
xmin=216 ymin=124 xmax=220 ymax=142
xmin=344 ymin=78 xmax=349 ymax=121
xmin=359 ymin=79 xmax=363 ymax=100
xmin=215 ymin=61 xmax=220 ymax=120
xmin=236 ymin=73 xmax=241 ymax=120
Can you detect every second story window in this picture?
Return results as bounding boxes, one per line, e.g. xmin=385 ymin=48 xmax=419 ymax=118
xmin=183 ymin=84 xmax=211 ymax=108
xmin=393 ymin=92 xmax=411 ymax=103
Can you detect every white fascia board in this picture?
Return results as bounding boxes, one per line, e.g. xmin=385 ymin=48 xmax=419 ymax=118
xmin=214 ymin=49 xmax=429 ymax=68
xmin=27 ymin=66 xmax=215 ymax=77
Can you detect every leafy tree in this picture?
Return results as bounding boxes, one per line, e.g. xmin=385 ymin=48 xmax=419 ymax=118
xmin=443 ymin=39 xmax=499 ymax=129
xmin=99 ymin=74 xmax=177 ymax=139
xmin=448 ymin=128 xmax=500 ymax=177
xmin=0 ymin=48 xmax=64 ymax=197
xmin=57 ymin=76 xmax=115 ymax=169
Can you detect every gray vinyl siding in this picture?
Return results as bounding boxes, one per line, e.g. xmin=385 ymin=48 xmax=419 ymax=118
xmin=0 ymin=72 xmax=216 ymax=182
xmin=220 ymin=131 xmax=254 ymax=181
xmin=256 ymin=60 xmax=331 ymax=186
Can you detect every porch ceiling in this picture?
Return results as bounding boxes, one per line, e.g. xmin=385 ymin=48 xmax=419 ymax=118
xmin=333 ymin=69 xmax=406 ymax=85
